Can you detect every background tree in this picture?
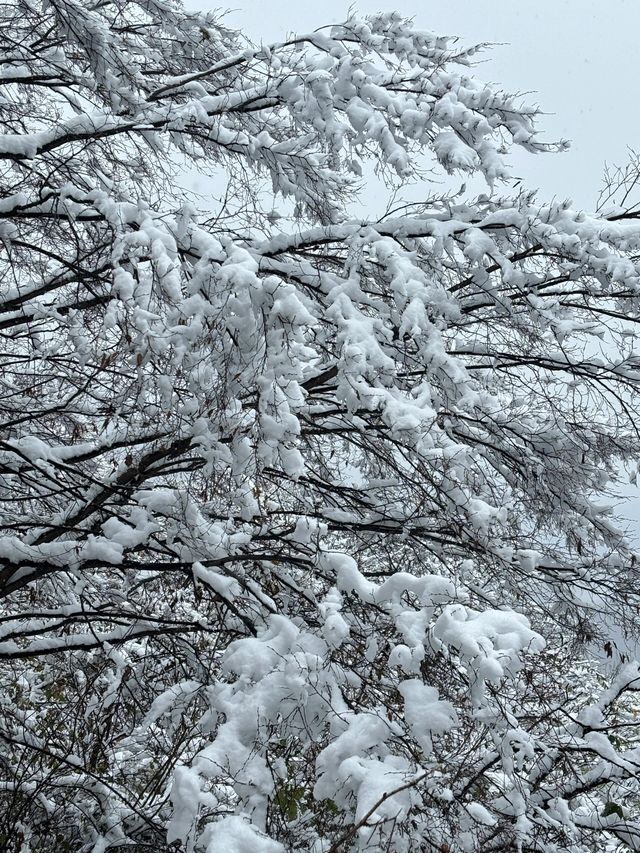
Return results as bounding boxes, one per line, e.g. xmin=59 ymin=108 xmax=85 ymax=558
xmin=2 ymin=1 xmax=640 ymax=850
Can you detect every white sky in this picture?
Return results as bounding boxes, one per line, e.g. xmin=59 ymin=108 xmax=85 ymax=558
xmin=189 ymin=0 xmax=640 ymax=536
xmin=206 ymin=0 xmax=640 ymax=211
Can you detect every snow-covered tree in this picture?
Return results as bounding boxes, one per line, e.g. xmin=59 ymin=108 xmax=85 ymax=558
xmin=2 ymin=1 xmax=640 ymax=850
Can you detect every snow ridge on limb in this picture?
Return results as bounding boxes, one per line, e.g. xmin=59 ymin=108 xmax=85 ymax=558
xmin=1 ymin=1 xmax=640 ymax=851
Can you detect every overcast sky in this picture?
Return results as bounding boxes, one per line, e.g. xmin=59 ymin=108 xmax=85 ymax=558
xmin=189 ymin=0 xmax=640 ymax=537
xmin=202 ymin=0 xmax=640 ymax=211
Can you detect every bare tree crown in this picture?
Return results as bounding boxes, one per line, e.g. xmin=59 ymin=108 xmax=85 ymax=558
xmin=2 ymin=1 xmax=640 ymax=850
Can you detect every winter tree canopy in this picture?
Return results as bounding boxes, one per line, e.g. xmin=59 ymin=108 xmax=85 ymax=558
xmin=2 ymin=1 xmax=640 ymax=850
